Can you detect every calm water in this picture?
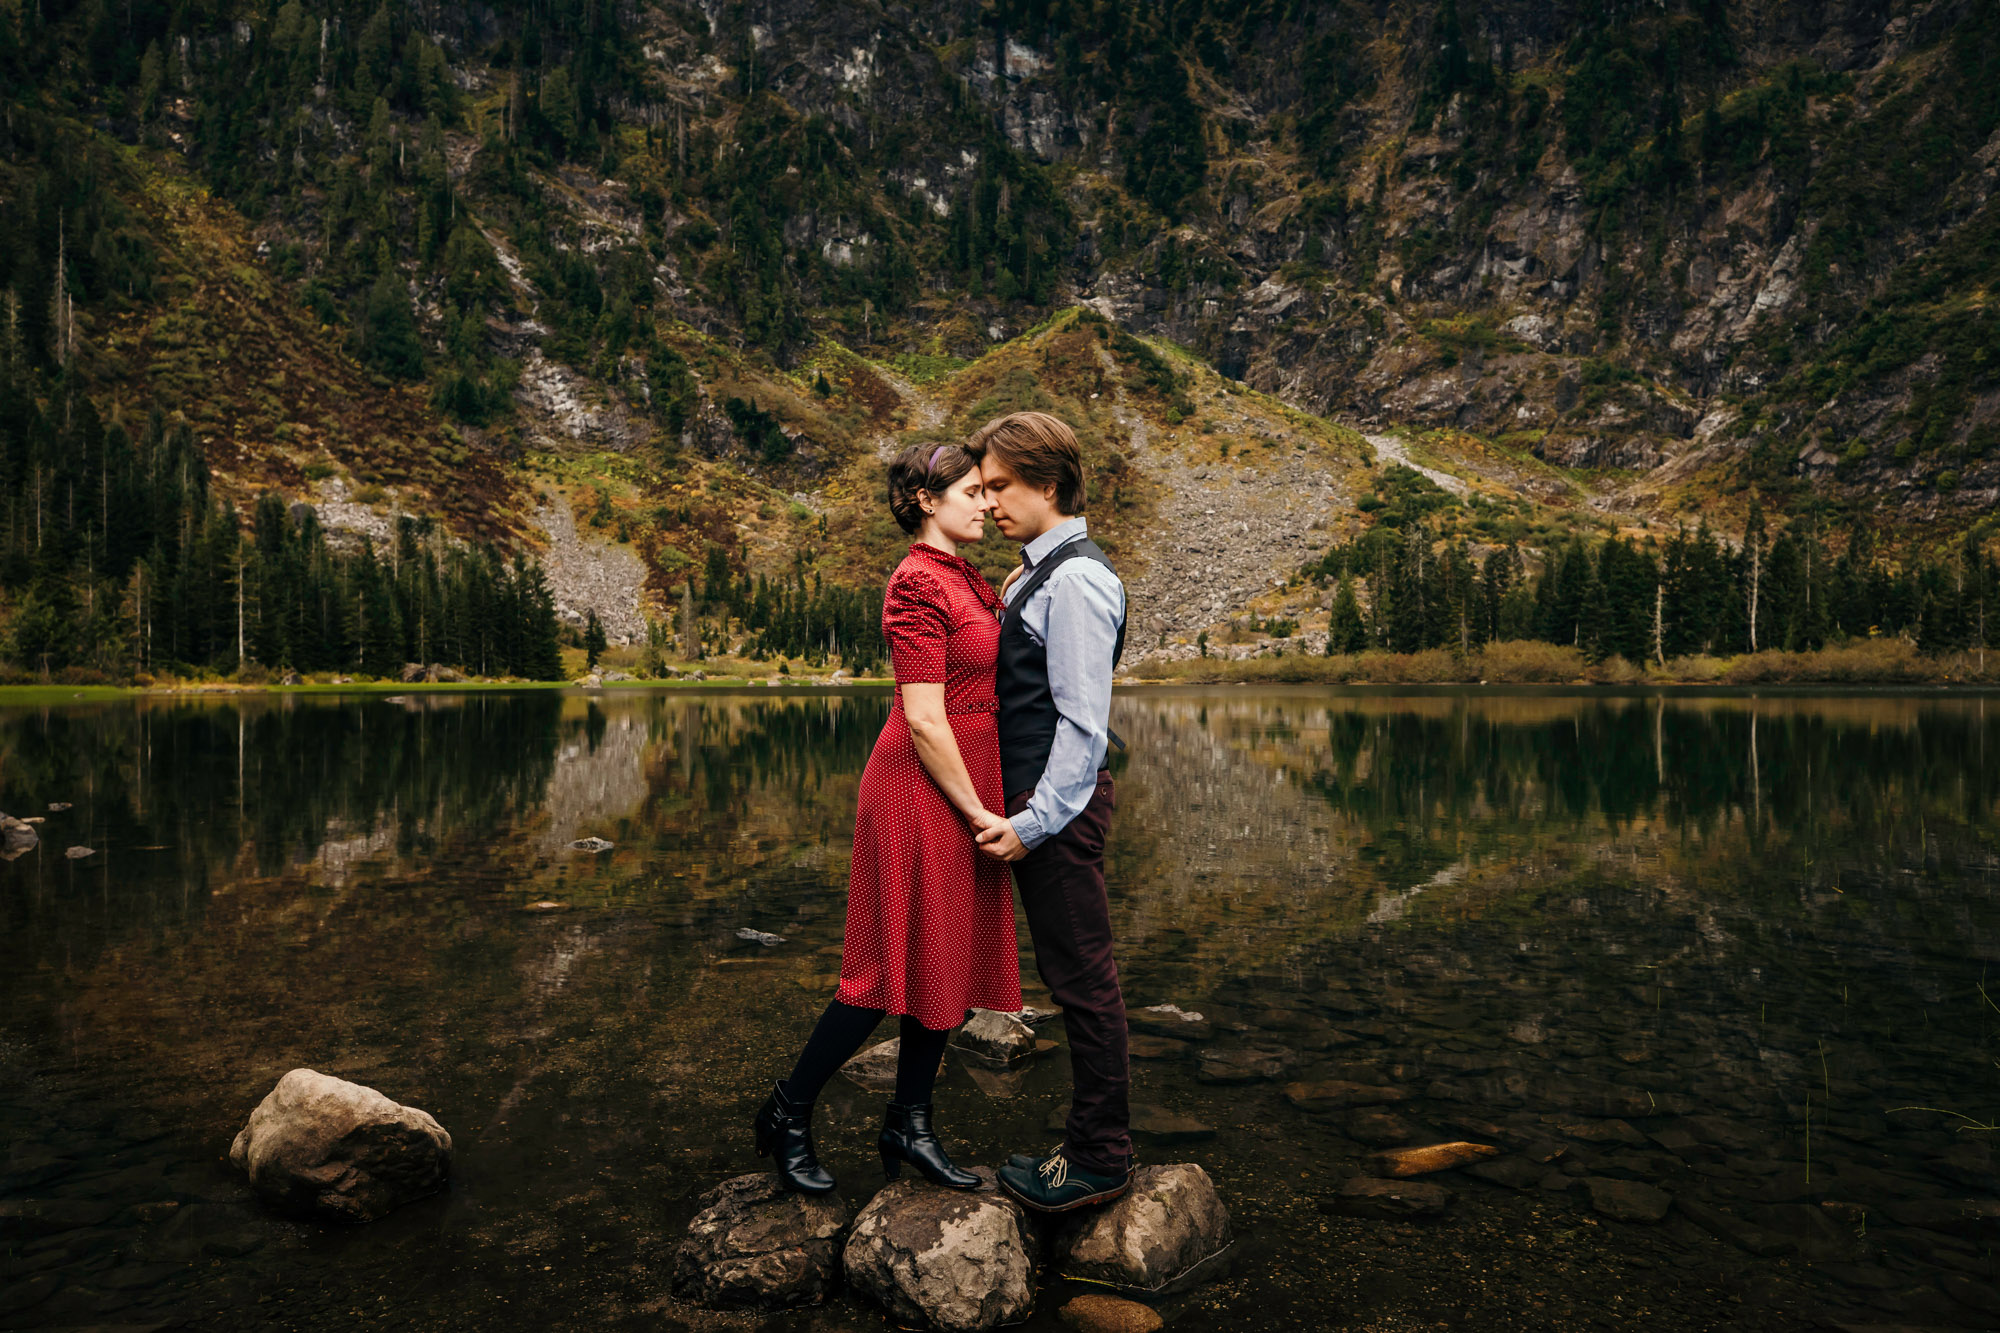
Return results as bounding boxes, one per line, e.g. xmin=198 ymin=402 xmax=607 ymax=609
xmin=2 ymin=688 xmax=1997 ymax=1331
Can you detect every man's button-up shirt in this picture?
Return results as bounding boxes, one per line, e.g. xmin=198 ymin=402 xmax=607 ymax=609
xmin=1004 ymin=516 xmax=1125 ymax=851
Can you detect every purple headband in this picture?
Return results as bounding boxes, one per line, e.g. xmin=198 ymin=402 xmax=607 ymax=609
xmin=928 ymin=445 xmax=948 ymax=475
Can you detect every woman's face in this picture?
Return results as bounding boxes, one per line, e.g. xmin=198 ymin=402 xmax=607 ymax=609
xmin=923 ymin=466 xmax=994 ymax=545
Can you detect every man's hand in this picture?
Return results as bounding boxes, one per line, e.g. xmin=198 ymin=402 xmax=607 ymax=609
xmin=976 ymin=817 xmax=1028 ymax=862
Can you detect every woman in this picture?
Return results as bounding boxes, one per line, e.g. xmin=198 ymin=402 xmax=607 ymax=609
xmin=753 ymin=441 xmax=1020 ymax=1194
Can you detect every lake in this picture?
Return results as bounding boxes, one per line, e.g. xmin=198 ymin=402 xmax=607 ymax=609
xmin=2 ymin=687 xmax=1997 ymax=1331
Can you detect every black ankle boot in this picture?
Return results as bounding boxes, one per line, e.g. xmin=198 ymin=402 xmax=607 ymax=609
xmin=755 ymin=1080 xmax=835 ymax=1195
xmin=879 ymin=1102 xmax=979 ymax=1190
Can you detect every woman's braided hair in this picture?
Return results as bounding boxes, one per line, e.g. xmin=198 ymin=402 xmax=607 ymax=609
xmin=886 ymin=441 xmax=979 ymax=535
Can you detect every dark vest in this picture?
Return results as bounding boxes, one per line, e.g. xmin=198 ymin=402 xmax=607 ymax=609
xmin=996 ymin=536 xmax=1125 ymax=800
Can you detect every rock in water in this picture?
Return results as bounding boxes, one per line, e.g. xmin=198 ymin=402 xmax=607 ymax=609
xmin=569 ymin=837 xmax=614 ymax=853
xmin=842 ymin=1038 xmax=902 ymax=1090
xmin=954 ymin=1008 xmax=1036 ymax=1062
xmin=1284 ymin=1080 xmax=1411 ymax=1110
xmin=844 ymin=1170 xmax=1034 ymax=1332
xmin=1325 ymin=1176 xmax=1453 ymax=1219
xmin=1054 ymin=1164 xmax=1232 ymax=1295
xmin=1060 ymin=1293 xmax=1164 ymax=1333
xmin=64 ymin=845 xmax=95 ymax=859
xmin=1584 ymin=1177 xmax=1673 ymax=1223
xmin=1 ymin=814 xmax=40 ymax=856
xmin=228 ymin=1068 xmax=451 ymax=1222
xmin=1375 ymin=1142 xmax=1500 ymax=1177
xmin=1196 ymin=1046 xmax=1293 ymax=1084
xmin=672 ymin=1173 xmax=850 ymax=1310
xmin=735 ymin=928 xmax=786 ymax=946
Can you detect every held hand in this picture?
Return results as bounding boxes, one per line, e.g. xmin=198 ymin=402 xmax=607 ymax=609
xmin=975 ymin=817 xmax=1028 ymax=862
xmin=966 ymin=807 xmax=1006 ymax=837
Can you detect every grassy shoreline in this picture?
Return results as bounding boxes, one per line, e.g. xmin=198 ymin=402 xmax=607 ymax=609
xmin=6 ymin=652 xmax=2000 ymax=705
xmin=1123 ymin=640 xmax=2000 ymax=687
xmin=4 ymin=639 xmax=1995 ymax=702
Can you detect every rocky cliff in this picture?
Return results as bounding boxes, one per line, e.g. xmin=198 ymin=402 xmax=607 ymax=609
xmin=7 ymin=0 xmax=1997 ymax=657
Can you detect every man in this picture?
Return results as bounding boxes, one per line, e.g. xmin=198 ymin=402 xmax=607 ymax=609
xmin=964 ymin=411 xmax=1132 ymax=1213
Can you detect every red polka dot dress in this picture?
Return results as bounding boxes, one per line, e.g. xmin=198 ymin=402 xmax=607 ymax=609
xmin=834 ymin=542 xmax=1022 ymax=1031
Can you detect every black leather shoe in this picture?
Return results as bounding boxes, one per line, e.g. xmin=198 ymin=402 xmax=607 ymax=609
xmin=879 ymin=1102 xmax=979 ymax=1190
xmin=754 ymin=1080 xmax=835 ymax=1194
xmin=997 ymin=1149 xmax=1129 ymax=1213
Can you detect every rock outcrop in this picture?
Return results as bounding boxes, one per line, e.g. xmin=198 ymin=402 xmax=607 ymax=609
xmin=843 ymin=1170 xmax=1036 ymax=1332
xmin=671 ymin=1173 xmax=850 ymax=1310
xmin=228 ymin=1068 xmax=451 ymax=1222
xmin=1052 ymin=1163 xmax=1232 ymax=1295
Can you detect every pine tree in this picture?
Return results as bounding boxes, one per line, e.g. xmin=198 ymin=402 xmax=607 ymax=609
xmin=583 ymin=608 xmax=607 ymax=669
xmin=1327 ymin=573 xmax=1366 ymax=654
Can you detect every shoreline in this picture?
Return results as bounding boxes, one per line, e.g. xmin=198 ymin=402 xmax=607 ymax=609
xmin=6 ymin=676 xmax=2000 ymax=706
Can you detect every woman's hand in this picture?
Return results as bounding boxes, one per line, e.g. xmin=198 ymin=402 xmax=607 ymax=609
xmin=967 ymin=808 xmax=1007 ymax=837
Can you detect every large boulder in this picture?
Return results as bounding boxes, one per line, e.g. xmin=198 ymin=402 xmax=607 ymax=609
xmin=672 ymin=1173 xmax=850 ymax=1310
xmin=1053 ymin=1163 xmax=1232 ymax=1295
xmin=844 ymin=1169 xmax=1035 ymax=1332
xmin=228 ymin=1068 xmax=452 ymax=1223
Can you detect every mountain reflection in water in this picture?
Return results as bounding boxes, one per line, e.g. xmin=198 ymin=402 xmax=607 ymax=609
xmin=1 ymin=688 xmax=1995 ymax=1332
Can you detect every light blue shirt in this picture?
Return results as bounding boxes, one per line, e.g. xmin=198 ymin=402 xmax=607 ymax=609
xmin=1004 ymin=516 xmax=1126 ymax=851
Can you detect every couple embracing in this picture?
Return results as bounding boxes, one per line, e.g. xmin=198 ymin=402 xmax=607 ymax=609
xmin=752 ymin=410 xmax=1132 ymax=1214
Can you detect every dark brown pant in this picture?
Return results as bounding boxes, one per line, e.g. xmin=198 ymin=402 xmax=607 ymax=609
xmin=1008 ymin=770 xmax=1131 ymax=1175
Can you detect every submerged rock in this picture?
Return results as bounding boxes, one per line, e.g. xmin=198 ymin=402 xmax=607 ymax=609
xmin=844 ymin=1170 xmax=1035 ymax=1332
xmin=1127 ymin=1034 xmax=1190 ymax=1060
xmin=228 ymin=1068 xmax=452 ymax=1223
xmin=1129 ymin=1004 xmax=1211 ymax=1041
xmin=672 ymin=1173 xmax=850 ymax=1310
xmin=1348 ymin=1108 xmax=1418 ymax=1145
xmin=569 ymin=836 xmax=614 ymax=853
xmin=1053 ymin=1163 xmax=1232 ymax=1295
xmin=1465 ymin=1156 xmax=1547 ymax=1190
xmin=735 ymin=928 xmax=786 ymax=946
xmin=1283 ymin=1080 xmax=1410 ymax=1110
xmin=1375 ymin=1142 xmax=1500 ymax=1177
xmin=1195 ymin=1046 xmax=1294 ymax=1084
xmin=1045 ymin=1103 xmax=1216 ymax=1146
xmin=64 ymin=845 xmax=95 ymax=859
xmin=843 ymin=1037 xmax=923 ymax=1090
xmin=1060 ymin=1292 xmax=1164 ymax=1333
xmin=1325 ymin=1176 xmax=1452 ymax=1219
xmin=954 ymin=1008 xmax=1036 ymax=1062
xmin=1584 ymin=1177 xmax=1673 ymax=1223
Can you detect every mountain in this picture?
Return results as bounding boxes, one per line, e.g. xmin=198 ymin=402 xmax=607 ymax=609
xmin=1 ymin=1 xmax=1996 ymax=676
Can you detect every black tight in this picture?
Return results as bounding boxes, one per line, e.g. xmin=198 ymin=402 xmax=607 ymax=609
xmin=781 ymin=1000 xmax=953 ymax=1106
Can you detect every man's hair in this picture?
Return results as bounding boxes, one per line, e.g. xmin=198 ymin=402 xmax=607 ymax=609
xmin=963 ymin=411 xmax=1086 ymax=516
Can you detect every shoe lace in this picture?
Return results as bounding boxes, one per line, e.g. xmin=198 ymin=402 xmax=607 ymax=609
xmin=1037 ymin=1152 xmax=1070 ymax=1190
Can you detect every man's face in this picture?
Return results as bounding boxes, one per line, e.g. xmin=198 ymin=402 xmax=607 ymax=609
xmin=980 ymin=454 xmax=1059 ymax=543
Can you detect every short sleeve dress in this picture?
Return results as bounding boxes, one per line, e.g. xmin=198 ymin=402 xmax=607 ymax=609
xmin=833 ymin=542 xmax=1023 ymax=1031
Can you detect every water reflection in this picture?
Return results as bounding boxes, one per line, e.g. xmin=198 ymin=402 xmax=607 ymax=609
xmin=1 ymin=689 xmax=1996 ymax=1331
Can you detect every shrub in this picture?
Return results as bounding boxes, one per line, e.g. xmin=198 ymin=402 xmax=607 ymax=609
xmin=1477 ymin=640 xmax=1585 ymax=682
xmin=1722 ymin=640 xmax=1931 ymax=683
xmin=1662 ymin=655 xmax=1731 ymax=682
xmin=1585 ymin=654 xmax=1648 ymax=684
